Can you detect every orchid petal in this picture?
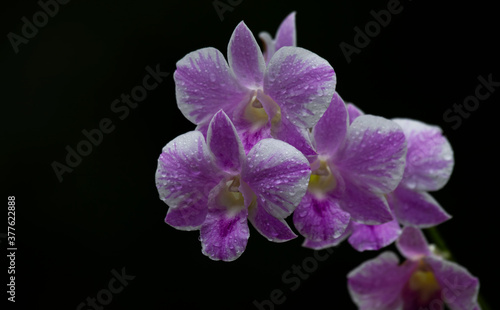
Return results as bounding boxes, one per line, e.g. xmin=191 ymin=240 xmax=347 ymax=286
xmin=248 ymin=203 xmax=297 ymax=242
xmin=293 ymin=192 xmax=350 ymax=241
xmin=348 ymin=219 xmax=401 ymax=252
xmin=207 ymin=110 xmax=245 ymax=174
xmin=164 ymin=203 xmax=207 ymax=231
xmin=264 ymin=46 xmax=336 ymax=128
xmin=200 ymin=182 xmax=249 ymax=262
xmin=389 ymin=186 xmax=451 ymax=228
xmin=348 ymin=251 xmax=415 ymax=310
xmin=156 ymin=131 xmax=222 ymax=229
xmin=271 ymin=113 xmax=316 ymax=156
xmin=274 ymin=11 xmax=296 ymax=52
xmin=341 ymin=177 xmax=394 ymax=225
xmin=396 ymin=226 xmax=431 ymax=260
xmin=393 ymin=119 xmax=454 ymax=191
xmin=175 ymin=47 xmax=248 ymax=125
xmin=237 ymin=124 xmax=273 ymax=155
xmin=313 ymin=92 xmax=348 ymax=156
xmin=258 ymin=31 xmax=275 ymax=64
xmin=228 ymin=22 xmax=266 ymax=89
xmin=424 ymin=256 xmax=480 ymax=310
xmin=242 ymin=138 xmax=311 ymax=218
xmin=336 ymin=115 xmax=407 ymax=194
xmin=347 ymin=103 xmax=364 ymax=124
xmin=302 ymin=222 xmax=352 ymax=250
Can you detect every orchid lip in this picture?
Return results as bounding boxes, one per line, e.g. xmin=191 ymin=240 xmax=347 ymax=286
xmin=308 ymin=158 xmax=337 ymax=197
xmin=218 ymin=178 xmax=245 ymax=217
xmin=406 ymin=260 xmax=441 ymax=304
xmin=244 ymin=93 xmax=268 ymax=129
xmin=228 ymin=176 xmax=241 ymax=192
xmin=244 ymin=91 xmax=282 ymax=131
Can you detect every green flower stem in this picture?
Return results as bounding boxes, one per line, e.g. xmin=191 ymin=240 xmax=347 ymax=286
xmin=426 ymin=227 xmax=490 ymax=310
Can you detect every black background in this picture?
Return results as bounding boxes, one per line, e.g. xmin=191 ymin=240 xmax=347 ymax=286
xmin=2 ymin=0 xmax=499 ymax=309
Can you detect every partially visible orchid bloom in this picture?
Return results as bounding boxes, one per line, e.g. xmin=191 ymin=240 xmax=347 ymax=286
xmin=155 ymin=110 xmax=311 ymax=261
xmin=174 ymin=20 xmax=336 ymax=156
xmin=258 ymin=12 xmax=297 ymax=64
xmin=341 ymin=103 xmax=403 ymax=252
xmin=388 ymin=118 xmax=453 ymax=227
xmin=305 ymin=101 xmax=451 ymax=253
xmin=348 ymin=226 xmax=480 ymax=310
xmin=340 ymin=105 xmax=453 ymax=252
xmin=293 ymin=93 xmax=407 ymax=250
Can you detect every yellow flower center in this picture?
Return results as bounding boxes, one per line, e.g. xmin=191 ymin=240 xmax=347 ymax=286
xmin=244 ymin=96 xmax=268 ymax=128
xmin=243 ymin=92 xmax=281 ymax=130
xmin=408 ymin=266 xmax=441 ymax=303
xmin=308 ymin=159 xmax=337 ymax=197
xmin=217 ymin=177 xmax=245 ymax=216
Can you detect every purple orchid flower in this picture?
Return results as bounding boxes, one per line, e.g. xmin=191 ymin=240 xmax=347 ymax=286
xmin=388 ymin=118 xmax=454 ymax=228
xmin=258 ymin=12 xmax=297 ymax=64
xmin=348 ymin=226 xmax=480 ymax=310
xmin=293 ymin=93 xmax=407 ymax=250
xmin=155 ymin=110 xmax=311 ymax=261
xmin=337 ymin=105 xmax=453 ymax=252
xmin=302 ymin=216 xmax=402 ymax=252
xmin=174 ymin=20 xmax=336 ymax=155
xmin=342 ymin=104 xmax=402 ymax=252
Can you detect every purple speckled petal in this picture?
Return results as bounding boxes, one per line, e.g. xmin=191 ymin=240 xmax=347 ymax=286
xmin=393 ymin=119 xmax=454 ymax=192
xmin=347 ymin=103 xmax=364 ymax=125
xmin=242 ymin=138 xmax=311 ymax=219
xmin=164 ymin=203 xmax=207 ymax=231
xmin=228 ymin=22 xmax=266 ymax=89
xmin=200 ymin=182 xmax=249 ymax=262
xmin=424 ymin=256 xmax=480 ymax=310
xmin=293 ymin=192 xmax=350 ymax=241
xmin=313 ymin=92 xmax=348 ymax=156
xmin=274 ymin=11 xmax=296 ymax=52
xmin=207 ymin=110 xmax=245 ymax=174
xmin=271 ymin=113 xmax=316 ymax=156
xmin=348 ymin=219 xmax=401 ymax=252
xmin=389 ymin=186 xmax=452 ymax=228
xmin=156 ymin=131 xmax=223 ymax=229
xmin=336 ymin=115 xmax=407 ymax=194
xmin=237 ymin=124 xmax=273 ymax=155
xmin=348 ymin=251 xmax=415 ymax=310
xmin=302 ymin=221 xmax=352 ymax=250
xmin=175 ymin=47 xmax=249 ymax=125
xmin=248 ymin=203 xmax=297 ymax=242
xmin=258 ymin=31 xmax=274 ymax=64
xmin=396 ymin=226 xmax=430 ymax=261
xmin=264 ymin=46 xmax=336 ymax=128
xmin=341 ymin=177 xmax=394 ymax=225
xmin=258 ymin=12 xmax=296 ymax=64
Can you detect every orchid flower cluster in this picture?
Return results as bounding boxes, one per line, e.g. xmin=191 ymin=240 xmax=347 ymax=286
xmin=156 ymin=12 xmax=481 ymax=309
